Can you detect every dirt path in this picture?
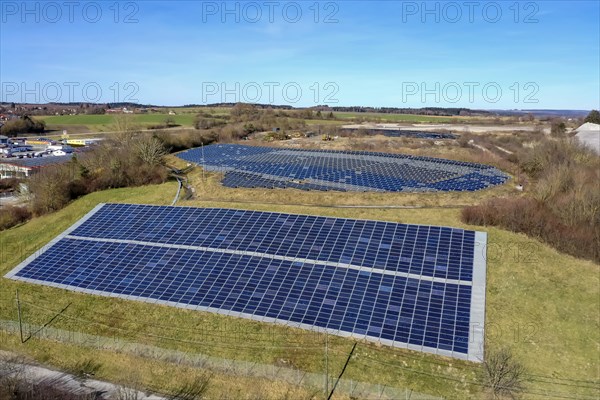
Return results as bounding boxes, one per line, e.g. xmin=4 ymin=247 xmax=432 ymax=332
xmin=342 ymin=122 xmax=549 ymax=134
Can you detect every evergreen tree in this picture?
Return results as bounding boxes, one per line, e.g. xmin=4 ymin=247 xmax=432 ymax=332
xmin=584 ymin=110 xmax=600 ymax=124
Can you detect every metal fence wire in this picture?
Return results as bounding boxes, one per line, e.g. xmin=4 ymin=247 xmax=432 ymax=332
xmin=0 ymin=320 xmax=443 ymax=400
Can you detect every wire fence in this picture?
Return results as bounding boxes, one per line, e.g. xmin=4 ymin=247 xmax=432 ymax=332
xmin=0 ymin=319 xmax=443 ymax=400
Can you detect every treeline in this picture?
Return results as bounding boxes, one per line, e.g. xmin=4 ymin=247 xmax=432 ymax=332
xmin=0 ymin=115 xmax=45 ymax=136
xmin=184 ymin=102 xmax=294 ymax=110
xmin=462 ymin=139 xmax=600 ymax=263
xmin=29 ymin=134 xmax=169 ymax=215
xmin=186 ymin=103 xmax=310 ymax=143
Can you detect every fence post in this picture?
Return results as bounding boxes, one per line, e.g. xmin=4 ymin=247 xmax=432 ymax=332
xmin=15 ymin=290 xmax=24 ymax=343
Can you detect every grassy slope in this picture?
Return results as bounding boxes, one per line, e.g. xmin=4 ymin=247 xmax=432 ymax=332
xmin=0 ymin=335 xmax=329 ymax=400
xmin=0 ymin=178 xmax=598 ymax=399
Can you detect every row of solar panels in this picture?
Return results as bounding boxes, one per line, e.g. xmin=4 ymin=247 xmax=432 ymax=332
xmin=6 ymin=204 xmax=487 ymax=361
xmin=221 ymin=171 xmax=506 ymax=192
xmin=182 ymin=144 xmax=498 ymax=169
xmin=69 ymin=204 xmax=476 ymax=281
xmin=340 ymin=129 xmax=458 ymax=140
xmin=14 ymin=238 xmax=472 ymax=353
xmin=177 ymin=144 xmax=509 ymax=192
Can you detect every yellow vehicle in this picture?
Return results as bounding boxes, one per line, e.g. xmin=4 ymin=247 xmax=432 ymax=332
xmin=65 ymin=139 xmax=102 ymax=146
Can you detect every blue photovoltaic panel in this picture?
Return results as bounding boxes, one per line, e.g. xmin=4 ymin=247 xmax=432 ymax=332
xmin=5 ymin=203 xmax=487 ymax=361
xmin=177 ymin=144 xmax=508 ymax=192
xmin=340 ymin=128 xmax=458 ymax=139
xmin=69 ymin=204 xmax=475 ymax=281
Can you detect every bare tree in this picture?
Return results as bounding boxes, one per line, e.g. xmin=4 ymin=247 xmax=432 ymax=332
xmin=134 ymin=136 xmax=168 ymax=166
xmin=112 ymin=114 xmax=140 ymax=143
xmin=482 ymin=348 xmax=526 ymax=400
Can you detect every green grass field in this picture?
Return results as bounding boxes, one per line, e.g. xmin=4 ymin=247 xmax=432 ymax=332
xmin=0 ymin=174 xmax=598 ymax=399
xmin=35 ymin=109 xmax=482 ymax=134
xmin=37 ymin=114 xmax=197 ymax=132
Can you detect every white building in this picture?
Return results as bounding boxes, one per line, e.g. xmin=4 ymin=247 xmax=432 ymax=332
xmin=0 ymin=155 xmax=74 ymax=179
xmin=574 ymin=122 xmax=600 ymax=154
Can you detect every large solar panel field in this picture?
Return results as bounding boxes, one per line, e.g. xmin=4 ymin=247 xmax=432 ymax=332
xmin=340 ymin=128 xmax=458 ymax=139
xmin=6 ymin=203 xmax=487 ymax=362
xmin=177 ymin=144 xmax=508 ymax=192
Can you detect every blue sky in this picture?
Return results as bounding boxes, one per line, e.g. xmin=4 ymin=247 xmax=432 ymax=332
xmin=1 ymin=1 xmax=599 ymax=109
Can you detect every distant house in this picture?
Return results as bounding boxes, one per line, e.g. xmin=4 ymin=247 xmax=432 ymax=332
xmin=574 ymin=122 xmax=600 ymax=154
xmin=106 ymin=107 xmax=133 ymax=114
xmin=0 ymin=135 xmax=8 ymax=145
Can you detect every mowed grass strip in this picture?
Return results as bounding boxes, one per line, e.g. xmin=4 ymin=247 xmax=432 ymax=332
xmin=0 ymin=181 xmax=598 ymax=399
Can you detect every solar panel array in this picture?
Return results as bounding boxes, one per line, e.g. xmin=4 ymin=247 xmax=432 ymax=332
xmin=341 ymin=128 xmax=458 ymax=139
xmin=177 ymin=144 xmax=508 ymax=192
xmin=6 ymin=203 xmax=486 ymax=362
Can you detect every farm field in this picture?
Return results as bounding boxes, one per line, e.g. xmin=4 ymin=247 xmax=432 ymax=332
xmin=36 ymin=113 xmax=197 ymax=133
xmin=32 ymin=110 xmax=495 ymax=132
xmin=0 ymin=172 xmax=598 ymax=399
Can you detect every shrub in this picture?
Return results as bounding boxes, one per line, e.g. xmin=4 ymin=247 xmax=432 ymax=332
xmin=584 ymin=109 xmax=600 ymax=124
xmin=457 ymin=135 xmax=471 ymax=148
xmin=550 ymin=119 xmax=567 ymax=137
xmin=154 ymin=130 xmax=218 ymax=152
xmin=0 ymin=178 xmax=20 ymax=192
xmin=194 ymin=116 xmax=226 ymax=130
xmin=28 ymin=164 xmax=75 ymax=215
xmin=69 ymin=358 xmax=103 ymax=379
xmin=481 ymin=348 xmax=526 ymax=400
xmin=0 ymin=115 xmax=45 ymax=136
xmin=167 ymin=374 xmax=212 ymax=400
xmin=0 ymin=205 xmax=32 ymax=231
xmin=518 ymin=139 xmax=597 ymax=179
xmin=462 ymin=198 xmax=600 ymax=263
xmin=27 ymin=138 xmax=169 ymax=217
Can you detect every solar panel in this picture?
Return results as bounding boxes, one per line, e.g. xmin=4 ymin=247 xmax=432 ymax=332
xmin=340 ymin=128 xmax=458 ymax=139
xmin=177 ymin=144 xmax=508 ymax=192
xmin=5 ymin=203 xmax=487 ymax=362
